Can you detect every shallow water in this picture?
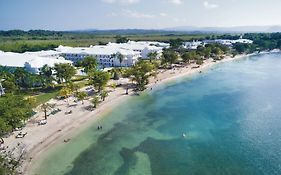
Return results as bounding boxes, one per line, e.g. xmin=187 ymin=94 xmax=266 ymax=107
xmin=33 ymin=53 xmax=281 ymax=175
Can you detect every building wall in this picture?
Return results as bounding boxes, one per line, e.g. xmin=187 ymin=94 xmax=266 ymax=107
xmin=62 ymin=53 xmax=138 ymax=68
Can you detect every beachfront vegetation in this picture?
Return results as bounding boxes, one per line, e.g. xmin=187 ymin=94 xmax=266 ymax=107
xmin=40 ymin=103 xmax=52 ymax=120
xmin=100 ymin=90 xmax=108 ymax=101
xmin=59 ymin=87 xmax=71 ymax=100
xmin=111 ymin=68 xmax=123 ymax=80
xmin=88 ymin=70 xmax=110 ymax=92
xmin=54 ymin=63 xmax=76 ymax=84
xmin=125 ymin=60 xmax=157 ymax=91
xmin=91 ymin=96 xmax=100 ymax=108
xmin=161 ymin=49 xmax=179 ymax=66
xmin=78 ymin=56 xmax=98 ymax=73
xmin=147 ymin=51 xmax=158 ymax=62
xmin=77 ymin=91 xmax=88 ymax=104
xmin=0 ymin=94 xmax=34 ymax=135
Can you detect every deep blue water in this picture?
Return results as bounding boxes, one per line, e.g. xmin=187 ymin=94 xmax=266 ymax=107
xmin=35 ymin=53 xmax=281 ymax=175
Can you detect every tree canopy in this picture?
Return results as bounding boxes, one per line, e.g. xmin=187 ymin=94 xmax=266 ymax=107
xmin=81 ymin=56 xmax=98 ymax=73
xmin=88 ymin=70 xmax=110 ymax=92
xmin=0 ymin=94 xmax=33 ymax=136
xmin=126 ymin=60 xmax=156 ymax=91
xmin=54 ymin=63 xmax=76 ymax=84
xmin=161 ymin=49 xmax=178 ymax=65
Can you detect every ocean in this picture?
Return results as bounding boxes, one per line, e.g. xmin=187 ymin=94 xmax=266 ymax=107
xmin=33 ymin=53 xmax=281 ymax=175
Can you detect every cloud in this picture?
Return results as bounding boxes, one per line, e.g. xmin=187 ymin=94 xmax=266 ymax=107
xmin=173 ymin=17 xmax=187 ymax=23
xmin=167 ymin=0 xmax=183 ymax=5
xmin=160 ymin=13 xmax=168 ymax=17
xmin=203 ymin=1 xmax=218 ymax=9
xmin=101 ymin=0 xmax=140 ymax=5
xmin=108 ymin=9 xmax=155 ymax=18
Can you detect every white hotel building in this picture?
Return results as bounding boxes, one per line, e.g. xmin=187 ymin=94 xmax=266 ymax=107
xmin=0 ymin=51 xmax=72 ymax=74
xmin=0 ymin=41 xmax=169 ymax=73
xmin=56 ymin=45 xmax=140 ymax=67
xmin=56 ymin=41 xmax=169 ymax=68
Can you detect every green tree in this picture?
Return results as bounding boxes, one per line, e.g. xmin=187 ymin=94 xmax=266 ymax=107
xmin=88 ymin=71 xmax=110 ymax=92
xmin=116 ymin=52 xmax=124 ymax=67
xmin=54 ymin=63 xmax=76 ymax=84
xmin=67 ymin=82 xmax=81 ymax=96
xmin=91 ymin=96 xmax=100 ymax=108
xmin=0 ymin=94 xmax=33 ymax=135
xmin=59 ymin=87 xmax=71 ymax=99
xmin=13 ymin=68 xmax=29 ymax=88
xmin=111 ymin=68 xmax=123 ymax=80
xmin=1 ymin=80 xmax=18 ymax=94
xmin=111 ymin=83 xmax=117 ymax=91
xmin=181 ymin=52 xmax=191 ymax=63
xmin=147 ymin=52 xmax=158 ymax=62
xmin=40 ymin=64 xmax=53 ymax=87
xmin=115 ymin=35 xmax=129 ymax=43
xmin=161 ymin=49 xmax=178 ymax=66
xmin=100 ymin=90 xmax=108 ymax=101
xmin=77 ymin=91 xmax=87 ymax=104
xmin=26 ymin=96 xmax=37 ymax=108
xmin=81 ymin=56 xmax=98 ymax=73
xmin=203 ymin=47 xmax=212 ymax=58
xmin=40 ymin=103 xmax=52 ymax=120
xmin=126 ymin=60 xmax=156 ymax=91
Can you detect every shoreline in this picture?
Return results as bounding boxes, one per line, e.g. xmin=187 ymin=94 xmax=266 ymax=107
xmin=3 ymin=51 xmax=276 ymax=174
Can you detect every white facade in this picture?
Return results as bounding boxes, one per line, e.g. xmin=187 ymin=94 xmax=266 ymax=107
xmin=0 ymin=41 xmax=170 ymax=72
xmin=107 ymin=41 xmax=168 ymax=59
xmin=183 ymin=41 xmax=203 ymax=49
xmin=56 ymin=45 xmax=140 ymax=68
xmin=56 ymin=41 xmax=169 ymax=67
xmin=0 ymin=51 xmax=72 ymax=74
xmin=232 ymin=39 xmax=253 ymax=44
xmin=202 ymin=39 xmax=253 ymax=46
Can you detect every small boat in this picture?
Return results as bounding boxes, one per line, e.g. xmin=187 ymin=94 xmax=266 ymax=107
xmin=182 ymin=133 xmax=186 ymax=138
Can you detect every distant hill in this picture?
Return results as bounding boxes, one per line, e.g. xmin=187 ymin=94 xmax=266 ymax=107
xmin=70 ymin=29 xmax=207 ymax=35
xmin=1 ymin=26 xmax=281 ymax=37
xmin=164 ymin=25 xmax=281 ymax=33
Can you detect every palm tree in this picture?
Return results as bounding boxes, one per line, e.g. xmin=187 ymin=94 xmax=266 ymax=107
xmin=77 ymin=91 xmax=87 ymax=104
xmin=41 ymin=103 xmax=52 ymax=120
xmin=147 ymin=52 xmax=158 ymax=62
xmin=91 ymin=96 xmax=100 ymax=108
xmin=14 ymin=68 xmax=28 ymax=88
xmin=111 ymin=68 xmax=122 ymax=80
xmin=116 ymin=52 xmax=124 ymax=67
xmin=100 ymin=90 xmax=108 ymax=101
xmin=40 ymin=64 xmax=53 ymax=87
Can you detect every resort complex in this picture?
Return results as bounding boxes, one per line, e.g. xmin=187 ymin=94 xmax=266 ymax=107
xmin=0 ymin=51 xmax=72 ymax=74
xmin=0 ymin=41 xmax=170 ymax=72
xmin=1 ymin=29 xmax=281 ymax=175
xmin=1 ymin=0 xmax=281 ymax=174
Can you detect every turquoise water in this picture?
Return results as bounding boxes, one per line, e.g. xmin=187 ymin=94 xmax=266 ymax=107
xmin=34 ymin=53 xmax=281 ymax=175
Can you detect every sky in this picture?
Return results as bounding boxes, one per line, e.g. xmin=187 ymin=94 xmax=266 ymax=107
xmin=0 ymin=0 xmax=281 ymax=30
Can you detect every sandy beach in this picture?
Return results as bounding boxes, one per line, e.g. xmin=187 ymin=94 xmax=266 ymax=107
xmin=1 ymin=54 xmax=251 ymax=174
